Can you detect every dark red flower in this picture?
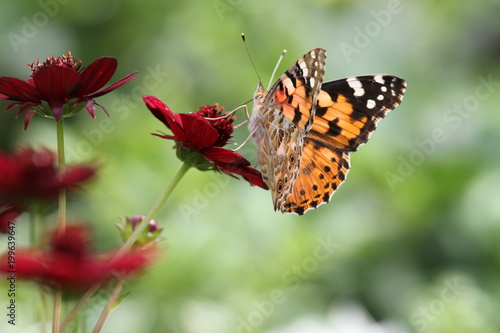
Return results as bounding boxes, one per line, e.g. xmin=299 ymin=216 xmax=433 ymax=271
xmin=143 ymin=95 xmax=268 ymax=189
xmin=0 ymin=147 xmax=96 ymax=217
xmin=0 ymin=52 xmax=137 ymax=129
xmin=0 ymin=206 xmax=21 ymax=233
xmin=0 ymin=225 xmax=156 ymax=290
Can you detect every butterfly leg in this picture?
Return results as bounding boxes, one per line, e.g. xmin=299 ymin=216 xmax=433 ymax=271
xmin=232 ymin=126 xmax=257 ymax=152
xmin=203 ymin=104 xmax=250 ymax=129
xmin=232 ymin=104 xmax=251 ymax=129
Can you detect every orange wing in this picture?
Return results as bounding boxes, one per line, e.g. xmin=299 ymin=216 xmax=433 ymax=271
xmin=280 ymin=75 xmax=406 ymax=215
xmin=281 ymin=137 xmax=349 ymax=215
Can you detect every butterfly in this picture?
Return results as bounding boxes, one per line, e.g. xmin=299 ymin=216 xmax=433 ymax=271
xmin=248 ymin=48 xmax=406 ymax=215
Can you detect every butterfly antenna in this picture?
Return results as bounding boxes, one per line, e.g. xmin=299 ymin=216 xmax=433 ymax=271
xmin=267 ymin=49 xmax=287 ymax=90
xmin=241 ymin=33 xmax=263 ymax=85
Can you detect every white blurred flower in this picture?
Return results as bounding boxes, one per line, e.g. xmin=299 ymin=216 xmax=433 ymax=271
xmin=266 ymin=300 xmax=407 ymax=333
xmin=181 ymin=300 xmax=233 ymax=333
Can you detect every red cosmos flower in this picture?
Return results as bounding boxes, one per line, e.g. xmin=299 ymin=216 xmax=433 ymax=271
xmin=0 ymin=225 xmax=156 ymax=290
xmin=0 ymin=52 xmax=137 ymax=129
xmin=143 ymin=95 xmax=267 ymax=189
xmin=0 ymin=148 xmax=96 ymax=231
xmin=0 ymin=206 xmax=20 ymax=233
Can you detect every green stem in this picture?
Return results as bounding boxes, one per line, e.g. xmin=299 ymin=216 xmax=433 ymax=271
xmin=38 ymin=286 xmax=48 ymax=333
xmin=29 ymin=211 xmax=36 ymax=246
xmin=92 ymin=277 xmax=125 ymax=333
xmin=56 ymin=120 xmax=67 ymax=233
xmin=60 ymin=161 xmax=191 ymax=331
xmin=60 ymin=285 xmax=99 ymax=331
xmin=111 ymin=161 xmax=191 ymax=262
xmin=52 ymin=288 xmax=62 ymax=333
xmin=53 ymin=120 xmax=66 ymax=333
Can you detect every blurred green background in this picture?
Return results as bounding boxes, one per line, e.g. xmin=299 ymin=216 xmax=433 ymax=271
xmin=1 ymin=0 xmax=499 ymax=332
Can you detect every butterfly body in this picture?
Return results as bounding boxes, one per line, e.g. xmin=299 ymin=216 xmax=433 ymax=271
xmin=249 ymin=48 xmax=406 ymax=215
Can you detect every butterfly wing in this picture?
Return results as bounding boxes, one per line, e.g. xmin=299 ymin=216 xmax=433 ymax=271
xmin=249 ymin=48 xmax=327 ymax=210
xmin=281 ymin=75 xmax=407 ymax=214
xmin=309 ymin=75 xmax=407 ymax=152
xmin=281 ymin=138 xmax=350 ymax=215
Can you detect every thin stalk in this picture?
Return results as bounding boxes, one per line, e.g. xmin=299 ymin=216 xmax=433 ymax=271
xmin=56 ymin=120 xmax=67 ymax=233
xmin=110 ymin=161 xmax=191 ymax=263
xmin=52 ymin=288 xmax=62 ymax=333
xmin=37 ymin=285 xmax=48 ymax=333
xmin=60 ymin=162 xmax=191 ymax=331
xmin=53 ymin=120 xmax=66 ymax=333
xmin=92 ymin=277 xmax=125 ymax=333
xmin=60 ymin=285 xmax=99 ymax=331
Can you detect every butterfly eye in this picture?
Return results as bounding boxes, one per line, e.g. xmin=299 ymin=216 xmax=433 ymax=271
xmin=276 ymin=180 xmax=284 ymax=193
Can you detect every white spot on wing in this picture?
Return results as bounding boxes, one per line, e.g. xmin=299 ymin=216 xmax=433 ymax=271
xmin=299 ymin=61 xmax=309 ymax=76
xmin=347 ymin=77 xmax=365 ymax=97
xmin=377 ymin=94 xmax=384 ymax=100
xmin=367 ymin=99 xmax=376 ymax=109
xmin=374 ymin=75 xmax=385 ymax=85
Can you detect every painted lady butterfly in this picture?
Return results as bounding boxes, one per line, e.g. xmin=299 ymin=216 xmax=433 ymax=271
xmin=249 ymin=48 xmax=406 ymax=215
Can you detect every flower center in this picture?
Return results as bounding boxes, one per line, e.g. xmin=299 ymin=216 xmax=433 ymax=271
xmin=28 ymin=52 xmax=82 ymax=77
xmin=196 ymin=105 xmax=235 ymax=147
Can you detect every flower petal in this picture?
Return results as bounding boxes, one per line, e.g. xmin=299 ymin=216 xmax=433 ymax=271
xmin=0 ymin=224 xmax=157 ymax=290
xmin=60 ymin=165 xmax=96 ymax=188
xmin=143 ymin=96 xmax=186 ymax=141
xmin=88 ymin=71 xmax=138 ymax=98
xmin=32 ymin=66 xmax=81 ymax=122
xmin=152 ymin=133 xmax=179 ymax=140
xmin=179 ymin=113 xmax=219 ymax=149
xmin=0 ymin=206 xmax=22 ymax=233
xmin=1 ymin=249 xmax=46 ymax=277
xmin=77 ymin=57 xmax=118 ymax=96
xmin=202 ymin=147 xmax=250 ymax=164
xmin=33 ymin=65 xmax=81 ymax=101
xmin=217 ymin=162 xmax=268 ymax=189
xmin=84 ymin=99 xmax=96 ymax=118
xmin=23 ymin=110 xmax=37 ymax=130
xmin=203 ymin=147 xmax=268 ymax=189
xmin=108 ymin=248 xmax=157 ymax=276
xmin=0 ymin=77 xmax=44 ymax=103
